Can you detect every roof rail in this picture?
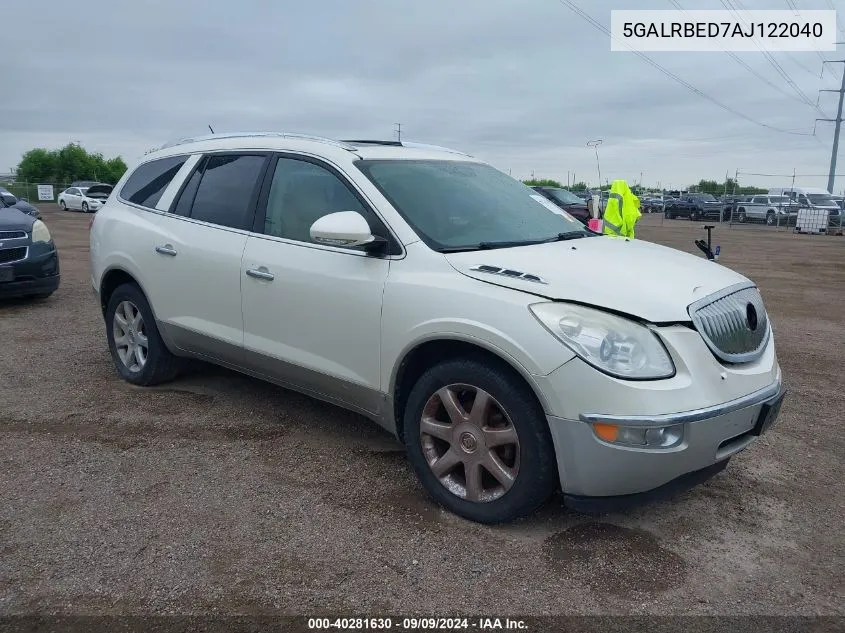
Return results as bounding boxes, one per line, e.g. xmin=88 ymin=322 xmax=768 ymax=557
xmin=340 ymin=139 xmax=471 ymax=156
xmin=156 ymin=132 xmax=358 ymax=152
xmin=340 ymin=139 xmax=403 ymax=147
xmin=400 ymin=141 xmax=471 ymax=157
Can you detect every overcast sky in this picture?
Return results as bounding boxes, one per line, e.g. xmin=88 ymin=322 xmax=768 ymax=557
xmin=3 ymin=0 xmax=844 ymax=191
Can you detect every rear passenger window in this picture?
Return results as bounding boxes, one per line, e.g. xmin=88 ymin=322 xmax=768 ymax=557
xmin=188 ymin=154 xmax=266 ymax=229
xmin=120 ymin=155 xmax=188 ymax=208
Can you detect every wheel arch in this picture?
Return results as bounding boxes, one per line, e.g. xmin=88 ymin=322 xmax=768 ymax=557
xmin=388 ymin=335 xmax=552 ymax=443
xmin=98 ymin=266 xmax=157 ymax=321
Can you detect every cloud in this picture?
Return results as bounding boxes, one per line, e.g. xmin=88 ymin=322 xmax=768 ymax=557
xmin=1 ymin=0 xmax=840 ymax=190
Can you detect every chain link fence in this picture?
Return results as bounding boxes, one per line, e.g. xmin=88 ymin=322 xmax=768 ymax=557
xmin=643 ymin=170 xmax=845 ymax=236
xmin=2 ymin=181 xmax=74 ymax=204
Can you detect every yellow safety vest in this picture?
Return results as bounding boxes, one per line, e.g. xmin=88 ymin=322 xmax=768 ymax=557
xmin=602 ymin=180 xmax=642 ymax=238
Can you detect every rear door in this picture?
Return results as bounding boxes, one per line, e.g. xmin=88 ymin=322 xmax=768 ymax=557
xmin=747 ymin=197 xmax=764 ymax=219
xmin=146 ymin=152 xmax=270 ymax=363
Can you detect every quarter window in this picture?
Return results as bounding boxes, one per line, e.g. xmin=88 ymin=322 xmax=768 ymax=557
xmin=264 ymin=158 xmax=368 ymax=243
xmin=171 ymin=163 xmax=203 ymax=217
xmin=188 ymin=154 xmax=266 ymax=229
xmin=120 ymin=155 xmax=188 ymax=208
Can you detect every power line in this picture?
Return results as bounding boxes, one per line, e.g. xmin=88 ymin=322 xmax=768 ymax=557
xmin=557 ymin=0 xmax=816 ymax=136
xmin=669 ymin=0 xmax=825 ymax=113
xmin=718 ymin=0 xmax=820 ymax=109
xmin=740 ymin=171 xmax=845 ymax=176
xmin=824 ymin=0 xmax=845 ymax=38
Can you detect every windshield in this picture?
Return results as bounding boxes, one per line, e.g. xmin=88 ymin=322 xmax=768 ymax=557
xmin=544 ymin=188 xmax=584 ymax=205
xmin=79 ymin=187 xmax=89 ymax=195
xmin=770 ymin=196 xmax=791 ymax=203
xmin=808 ymin=193 xmax=836 ymax=206
xmin=356 ymin=160 xmax=590 ymax=251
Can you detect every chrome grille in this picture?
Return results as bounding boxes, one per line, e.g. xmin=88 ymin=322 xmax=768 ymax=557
xmin=688 ymin=284 xmax=770 ymax=364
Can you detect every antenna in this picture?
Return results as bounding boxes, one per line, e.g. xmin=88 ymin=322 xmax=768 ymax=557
xmin=208 ymin=125 xmax=215 ymax=134
xmin=395 ymin=123 xmax=402 ymax=142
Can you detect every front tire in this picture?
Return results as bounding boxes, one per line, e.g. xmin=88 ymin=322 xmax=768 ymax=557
xmin=737 ymin=209 xmax=747 ymax=223
xmin=82 ymin=202 xmax=89 ymax=212
xmin=766 ymin=211 xmax=776 ymax=226
xmin=105 ymin=283 xmax=180 ymax=386
xmin=59 ymin=200 xmax=67 ymax=211
xmin=403 ymin=358 xmax=558 ymax=524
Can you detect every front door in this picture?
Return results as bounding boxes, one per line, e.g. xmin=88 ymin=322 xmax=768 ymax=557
xmin=145 ymin=152 xmax=269 ymax=364
xmin=240 ymin=155 xmax=391 ymax=416
xmin=67 ymin=188 xmax=82 ymax=209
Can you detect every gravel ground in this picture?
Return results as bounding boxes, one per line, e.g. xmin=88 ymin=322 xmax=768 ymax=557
xmin=1 ymin=207 xmax=843 ymax=617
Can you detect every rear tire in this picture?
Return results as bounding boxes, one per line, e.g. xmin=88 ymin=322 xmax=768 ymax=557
xmin=403 ymin=358 xmax=559 ymax=524
xmin=105 ymin=283 xmax=180 ymax=386
xmin=737 ymin=209 xmax=747 ymax=223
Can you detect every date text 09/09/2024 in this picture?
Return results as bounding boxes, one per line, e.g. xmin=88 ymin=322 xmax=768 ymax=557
xmin=622 ymin=21 xmax=823 ymax=39
xmin=307 ymin=618 xmax=528 ymax=630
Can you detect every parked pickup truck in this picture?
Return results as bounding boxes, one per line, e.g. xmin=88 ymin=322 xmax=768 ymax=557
xmin=664 ymin=193 xmax=724 ymax=221
xmin=734 ymin=195 xmax=799 ymax=225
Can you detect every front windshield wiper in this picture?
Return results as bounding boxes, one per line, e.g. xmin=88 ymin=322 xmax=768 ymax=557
xmin=438 ymin=231 xmax=590 ymax=253
xmin=553 ymin=231 xmax=589 ymax=241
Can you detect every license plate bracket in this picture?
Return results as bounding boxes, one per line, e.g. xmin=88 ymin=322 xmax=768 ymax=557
xmin=752 ymin=391 xmax=786 ymax=436
xmin=0 ymin=267 xmax=14 ymax=283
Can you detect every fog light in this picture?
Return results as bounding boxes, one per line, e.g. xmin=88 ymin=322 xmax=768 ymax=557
xmin=591 ymin=422 xmax=683 ymax=448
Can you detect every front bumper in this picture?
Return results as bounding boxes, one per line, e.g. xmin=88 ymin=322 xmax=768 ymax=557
xmin=0 ymin=247 xmax=60 ymax=298
xmin=546 ymin=378 xmax=786 ymax=503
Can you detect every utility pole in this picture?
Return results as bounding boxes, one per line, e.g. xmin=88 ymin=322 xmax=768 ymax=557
xmin=395 ymin=123 xmax=402 ymax=142
xmin=817 ymin=59 xmax=845 ymax=193
xmin=586 ymin=139 xmax=603 ymax=192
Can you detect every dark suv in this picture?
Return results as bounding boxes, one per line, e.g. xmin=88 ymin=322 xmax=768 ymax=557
xmin=665 ymin=193 xmax=724 ymax=221
xmin=530 ymin=186 xmax=590 ymax=225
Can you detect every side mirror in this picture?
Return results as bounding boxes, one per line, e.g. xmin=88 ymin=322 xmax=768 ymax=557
xmin=310 ymin=211 xmax=383 ymax=250
xmin=1 ymin=193 xmax=17 ymax=206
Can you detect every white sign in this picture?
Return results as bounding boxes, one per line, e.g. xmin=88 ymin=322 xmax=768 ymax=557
xmin=611 ymin=10 xmax=836 ymax=52
xmin=37 ymin=184 xmax=54 ymax=201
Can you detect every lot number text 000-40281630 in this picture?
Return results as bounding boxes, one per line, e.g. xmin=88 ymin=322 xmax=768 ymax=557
xmin=610 ymin=9 xmax=836 ymax=52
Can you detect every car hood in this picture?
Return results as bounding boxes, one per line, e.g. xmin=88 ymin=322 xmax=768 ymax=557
xmin=444 ymin=237 xmax=750 ymax=322
xmin=0 ymin=207 xmax=35 ymax=231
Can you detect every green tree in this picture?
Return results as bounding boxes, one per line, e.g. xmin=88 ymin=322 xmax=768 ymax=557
xmin=16 ymin=143 xmax=127 ymax=184
xmin=522 ymin=178 xmax=563 ymax=187
xmin=563 ymin=181 xmax=589 ymax=192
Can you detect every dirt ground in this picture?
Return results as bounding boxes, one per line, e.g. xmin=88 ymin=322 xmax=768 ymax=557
xmin=1 ymin=207 xmax=843 ymax=617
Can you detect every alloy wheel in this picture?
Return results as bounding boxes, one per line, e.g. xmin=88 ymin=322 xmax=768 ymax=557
xmin=112 ymin=300 xmax=148 ymax=372
xmin=419 ymin=384 xmax=520 ymax=503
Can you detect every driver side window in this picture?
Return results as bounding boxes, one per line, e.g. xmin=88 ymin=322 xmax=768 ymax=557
xmin=263 ymin=158 xmax=369 ymax=244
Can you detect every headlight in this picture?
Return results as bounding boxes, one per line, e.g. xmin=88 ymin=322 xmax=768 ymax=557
xmin=31 ymin=220 xmax=52 ymax=243
xmin=529 ymin=302 xmax=675 ymax=380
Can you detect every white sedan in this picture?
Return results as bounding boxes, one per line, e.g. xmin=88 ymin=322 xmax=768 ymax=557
xmin=58 ymin=184 xmax=113 ymax=213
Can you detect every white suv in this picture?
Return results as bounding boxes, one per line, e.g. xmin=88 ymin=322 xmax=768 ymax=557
xmin=90 ymin=133 xmax=785 ymax=523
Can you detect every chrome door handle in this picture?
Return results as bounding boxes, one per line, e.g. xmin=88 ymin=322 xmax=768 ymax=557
xmin=246 ymin=267 xmax=275 ymax=281
xmin=155 ymin=245 xmax=177 ymax=256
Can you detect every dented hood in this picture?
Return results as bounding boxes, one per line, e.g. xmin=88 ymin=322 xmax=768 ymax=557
xmin=444 ymin=237 xmax=751 ymax=322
